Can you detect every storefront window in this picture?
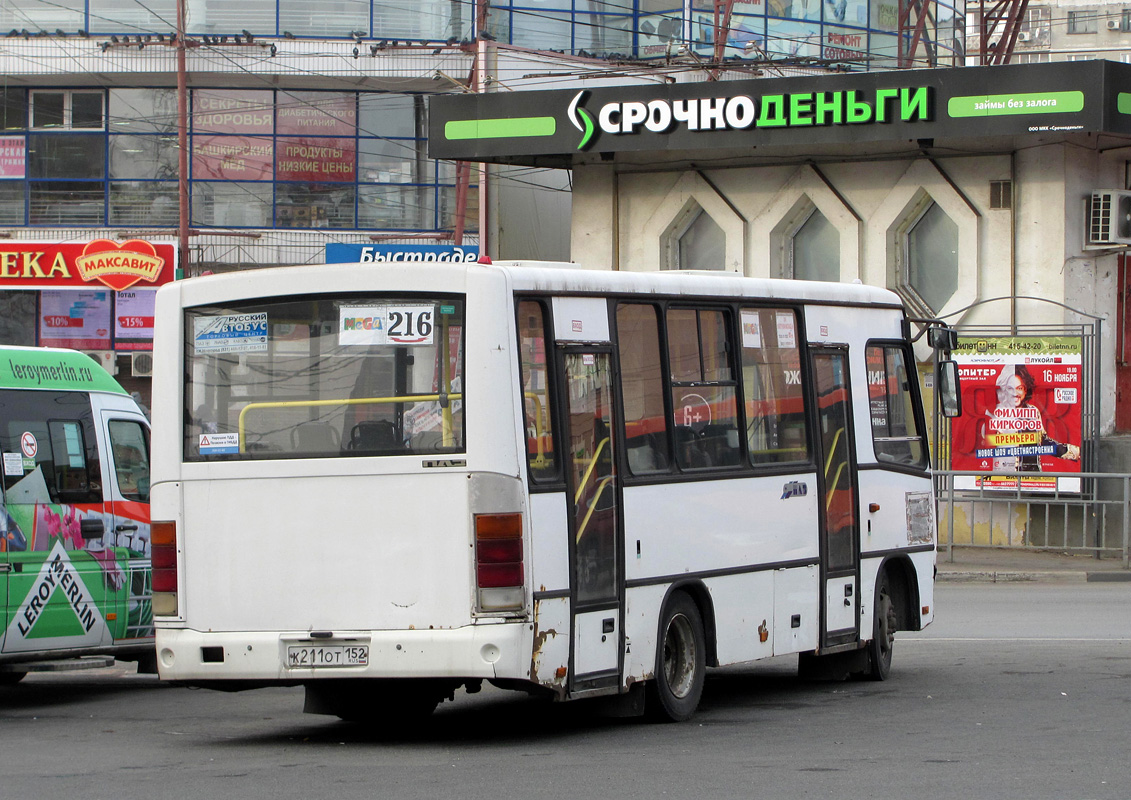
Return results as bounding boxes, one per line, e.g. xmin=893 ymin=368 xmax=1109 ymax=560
xmin=192 ymin=181 xmax=272 ymax=227
xmin=110 ymin=182 xmax=179 ymax=226
xmin=29 ymin=181 xmax=104 ymax=225
xmin=0 ymin=87 xmax=459 ymax=232
xmin=278 ymin=0 xmax=369 ymax=36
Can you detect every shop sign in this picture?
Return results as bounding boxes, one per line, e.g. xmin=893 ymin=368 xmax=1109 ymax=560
xmin=0 ymin=240 xmax=177 ymax=291
xmin=325 ymin=243 xmax=479 ymax=263
xmin=429 ymin=60 xmax=1124 ymax=163
xmin=950 ymin=336 xmax=1083 ymax=494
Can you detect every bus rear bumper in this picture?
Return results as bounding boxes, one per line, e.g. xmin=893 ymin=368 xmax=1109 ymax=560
xmin=155 ymin=623 xmax=531 ymax=684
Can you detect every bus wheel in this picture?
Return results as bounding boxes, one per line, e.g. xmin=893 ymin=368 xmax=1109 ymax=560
xmin=866 ymin=575 xmax=897 ymax=681
xmin=647 ymin=592 xmax=705 ymax=722
xmin=0 ymin=671 xmax=27 ymax=686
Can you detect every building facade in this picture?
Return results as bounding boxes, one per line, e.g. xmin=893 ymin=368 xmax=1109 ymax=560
xmin=431 ymin=60 xmax=1131 ymax=470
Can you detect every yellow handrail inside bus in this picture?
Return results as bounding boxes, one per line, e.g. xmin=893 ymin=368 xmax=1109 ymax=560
xmin=826 ymin=461 xmax=848 ymax=512
xmin=236 ymin=393 xmax=463 ymax=452
xmin=574 ymin=436 xmax=610 ymax=504
xmin=523 ymin=391 xmax=547 ymax=467
xmin=823 ymin=427 xmax=843 ymax=478
xmin=576 ymin=476 xmax=615 ymax=544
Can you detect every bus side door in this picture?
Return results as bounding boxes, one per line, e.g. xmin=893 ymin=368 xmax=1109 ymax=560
xmin=810 ymin=347 xmax=861 ymax=649
xmin=560 ymin=346 xmax=623 ymax=692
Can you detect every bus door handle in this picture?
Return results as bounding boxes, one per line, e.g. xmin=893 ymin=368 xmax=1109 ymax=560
xmin=115 ymin=523 xmax=139 ymax=533
xmin=0 ymin=563 xmax=11 ymax=573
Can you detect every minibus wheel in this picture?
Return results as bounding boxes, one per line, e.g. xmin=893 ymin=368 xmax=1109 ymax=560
xmin=647 ymin=592 xmax=705 ymax=722
xmin=866 ymin=575 xmax=896 ymax=681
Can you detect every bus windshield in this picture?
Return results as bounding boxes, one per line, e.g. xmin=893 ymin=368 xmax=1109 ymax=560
xmin=183 ymin=294 xmax=465 ymax=461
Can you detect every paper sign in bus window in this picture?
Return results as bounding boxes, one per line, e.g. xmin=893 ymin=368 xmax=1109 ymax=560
xmin=339 ymin=305 xmax=435 ymax=346
xmin=199 ymin=433 xmax=239 ymax=455
xmin=741 ymin=310 xmax=763 ymax=349
xmin=776 ymin=311 xmax=797 ymax=349
xmin=194 ymin=313 xmax=268 ymax=354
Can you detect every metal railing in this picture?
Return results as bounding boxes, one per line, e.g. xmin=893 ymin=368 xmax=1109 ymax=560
xmin=935 ymin=470 xmax=1131 ymax=567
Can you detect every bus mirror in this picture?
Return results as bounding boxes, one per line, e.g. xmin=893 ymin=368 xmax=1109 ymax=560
xmin=927 ymin=327 xmax=957 ymax=352
xmin=937 ymin=360 xmax=962 ymax=418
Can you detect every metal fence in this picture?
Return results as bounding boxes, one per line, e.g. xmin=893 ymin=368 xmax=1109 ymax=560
xmin=935 ymin=470 xmax=1131 ymax=568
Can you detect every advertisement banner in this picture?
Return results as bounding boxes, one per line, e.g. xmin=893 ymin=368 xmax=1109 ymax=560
xmin=39 ymin=290 xmax=112 ymax=349
xmin=114 ymin=289 xmax=157 ymax=351
xmin=192 ymin=89 xmax=273 ymax=134
xmin=950 ymin=336 xmax=1083 ymax=493
xmin=192 ymin=135 xmax=274 ymax=181
xmin=276 ymin=91 xmax=357 ymax=137
xmin=275 ymin=137 xmax=355 ymax=183
xmin=0 ymin=136 xmax=26 ymax=179
xmin=0 ymin=240 xmax=176 ymax=291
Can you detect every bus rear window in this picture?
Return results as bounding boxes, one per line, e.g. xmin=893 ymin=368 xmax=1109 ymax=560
xmin=184 ymin=295 xmax=465 ymax=461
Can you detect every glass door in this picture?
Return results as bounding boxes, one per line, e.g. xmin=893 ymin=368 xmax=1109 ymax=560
xmin=562 ymin=349 xmax=622 ymax=690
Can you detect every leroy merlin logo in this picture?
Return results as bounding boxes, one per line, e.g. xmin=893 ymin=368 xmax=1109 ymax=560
xmin=4 ymin=541 xmax=105 ymax=651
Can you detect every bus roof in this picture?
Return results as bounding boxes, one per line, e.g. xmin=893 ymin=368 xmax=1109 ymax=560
xmin=0 ymin=345 xmax=127 ymax=394
xmin=169 ymin=260 xmax=905 ymax=311
xmin=491 ymin=262 xmax=904 ymax=308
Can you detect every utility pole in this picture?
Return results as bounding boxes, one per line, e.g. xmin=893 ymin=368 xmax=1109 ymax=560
xmin=176 ymin=0 xmax=189 ymax=278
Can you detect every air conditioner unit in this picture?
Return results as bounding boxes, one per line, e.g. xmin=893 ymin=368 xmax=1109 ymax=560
xmin=82 ymin=350 xmax=118 ymax=375
xmin=1018 ymin=31 xmax=1032 ymax=42
xmin=131 ymin=352 xmax=154 ymax=378
xmin=1086 ymin=190 xmax=1131 ymax=247
xmin=1107 ymin=18 xmax=1121 ymax=30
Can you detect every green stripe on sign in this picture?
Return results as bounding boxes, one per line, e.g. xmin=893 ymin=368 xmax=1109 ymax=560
xmin=445 ymin=117 xmax=557 ymax=140
xmin=948 ymin=91 xmax=1084 ymax=118
xmin=1118 ymin=93 xmax=1131 ymax=115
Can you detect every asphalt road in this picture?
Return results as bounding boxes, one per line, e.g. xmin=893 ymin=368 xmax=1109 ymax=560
xmin=2 ymin=582 xmax=1129 ymax=800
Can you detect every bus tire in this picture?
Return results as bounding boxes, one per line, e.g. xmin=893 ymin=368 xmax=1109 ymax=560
xmin=647 ymin=592 xmax=705 ymax=722
xmin=0 ymin=671 xmax=27 ymax=686
xmin=866 ymin=574 xmax=896 ymax=681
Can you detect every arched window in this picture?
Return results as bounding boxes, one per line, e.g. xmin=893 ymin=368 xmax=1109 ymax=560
xmin=792 ymin=208 xmax=839 ymax=282
xmin=905 ymin=201 xmax=959 ymax=313
xmin=676 ymin=209 xmax=726 ymax=271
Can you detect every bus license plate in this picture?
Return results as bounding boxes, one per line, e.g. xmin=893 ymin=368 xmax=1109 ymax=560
xmin=286 ymin=644 xmax=369 ymax=668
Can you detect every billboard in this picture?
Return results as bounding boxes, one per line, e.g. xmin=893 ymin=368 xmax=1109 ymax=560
xmin=950 ymin=336 xmax=1083 ymax=493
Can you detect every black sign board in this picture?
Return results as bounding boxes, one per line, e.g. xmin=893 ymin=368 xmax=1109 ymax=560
xmin=429 ymin=60 xmax=1131 ymax=166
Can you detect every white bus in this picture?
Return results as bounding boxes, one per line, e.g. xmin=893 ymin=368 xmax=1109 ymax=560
xmin=150 ymin=261 xmax=960 ymax=722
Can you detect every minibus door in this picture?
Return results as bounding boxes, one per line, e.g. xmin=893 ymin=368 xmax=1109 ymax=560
xmin=810 ymin=347 xmax=861 ymax=649
xmin=561 ymin=348 xmax=623 ymax=693
xmin=100 ymin=412 xmax=153 ymax=645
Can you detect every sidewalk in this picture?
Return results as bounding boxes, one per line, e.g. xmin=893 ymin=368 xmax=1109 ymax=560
xmin=936 ymin=546 xmax=1131 ymax=583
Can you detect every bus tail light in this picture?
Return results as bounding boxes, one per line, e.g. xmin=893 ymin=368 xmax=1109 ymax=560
xmin=475 ymin=513 xmax=524 ymax=611
xmin=151 ymin=520 xmax=178 ymax=616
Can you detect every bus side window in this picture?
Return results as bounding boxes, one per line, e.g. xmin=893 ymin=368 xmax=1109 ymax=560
xmin=740 ymin=308 xmax=809 ymax=465
xmin=865 ymin=343 xmax=927 ymax=468
xmin=108 ymin=420 xmax=151 ymax=502
xmin=666 ymin=307 xmax=741 ymax=471
xmin=518 ymin=300 xmax=560 ymax=483
xmin=616 ymin=302 xmax=671 ymax=475
xmin=47 ymin=419 xmax=101 ymax=503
